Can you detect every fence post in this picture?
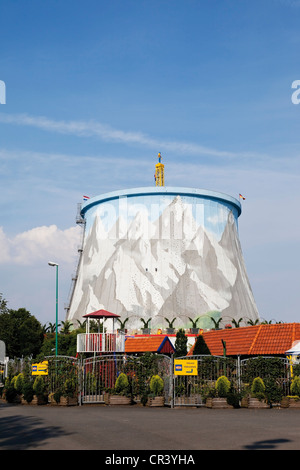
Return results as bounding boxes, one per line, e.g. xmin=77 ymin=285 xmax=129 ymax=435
xmin=170 ymin=354 xmax=174 ymax=408
xmin=237 ymin=355 xmax=241 ymax=393
xmin=78 ymin=356 xmax=82 ymax=406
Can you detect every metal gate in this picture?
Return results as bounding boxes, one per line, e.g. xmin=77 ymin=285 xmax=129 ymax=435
xmin=239 ymin=356 xmax=291 ymax=396
xmin=46 ymin=355 xmax=79 ymax=401
xmin=80 ymin=353 xmax=172 ymax=405
xmin=173 ymin=355 xmax=238 ymax=407
xmin=6 ymin=353 xmax=291 ymax=407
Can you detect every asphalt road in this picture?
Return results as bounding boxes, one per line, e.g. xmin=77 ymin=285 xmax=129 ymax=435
xmin=1 ymin=401 xmax=300 ymax=453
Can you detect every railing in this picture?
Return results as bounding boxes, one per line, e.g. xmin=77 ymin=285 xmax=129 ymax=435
xmin=76 ymin=332 xmax=126 ymax=353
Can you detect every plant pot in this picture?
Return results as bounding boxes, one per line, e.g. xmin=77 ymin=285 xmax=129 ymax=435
xmin=241 ymin=397 xmax=249 ymax=408
xmin=48 ymin=396 xmax=60 ymax=405
xmin=141 ymin=328 xmax=151 ymax=335
xmin=104 ymin=392 xmax=110 ymax=405
xmin=175 ymin=395 xmax=202 ymax=406
xmin=247 ymin=397 xmax=269 ymax=409
xmin=32 ymin=394 xmax=47 ymax=405
xmin=166 ymin=328 xmax=175 ymax=334
xmin=21 ymin=395 xmax=30 ymax=405
xmin=147 ymin=396 xmax=165 ymax=407
xmin=281 ymin=397 xmax=300 ymax=408
xmin=190 ymin=328 xmax=199 ymax=334
xmin=108 ymin=395 xmax=132 ymax=405
xmin=59 ymin=396 xmax=78 ymax=406
xmin=206 ymin=397 xmax=233 ymax=409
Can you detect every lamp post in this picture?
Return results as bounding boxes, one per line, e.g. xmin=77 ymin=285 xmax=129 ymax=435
xmin=48 ymin=261 xmax=59 ymax=356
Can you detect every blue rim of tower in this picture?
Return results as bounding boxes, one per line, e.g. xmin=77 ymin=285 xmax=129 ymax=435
xmin=80 ymin=186 xmax=242 ymax=218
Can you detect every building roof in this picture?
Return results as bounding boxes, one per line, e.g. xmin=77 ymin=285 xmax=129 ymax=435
xmin=187 ymin=323 xmax=300 ymax=357
xmin=81 ymin=186 xmax=242 ymax=218
xmin=83 ymin=309 xmax=120 ymax=319
xmin=125 ymin=335 xmax=175 ymax=354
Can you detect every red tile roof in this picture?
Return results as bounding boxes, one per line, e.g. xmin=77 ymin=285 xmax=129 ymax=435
xmin=188 ymin=323 xmax=300 ymax=357
xmin=125 ymin=335 xmax=175 ymax=354
xmin=83 ymin=309 xmax=120 ymax=318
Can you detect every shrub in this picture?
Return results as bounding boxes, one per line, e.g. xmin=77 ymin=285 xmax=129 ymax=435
xmin=251 ymin=377 xmax=265 ymax=400
xmin=290 ymin=376 xmax=300 ymax=397
xmin=22 ymin=382 xmax=34 ymax=403
xmin=264 ymin=377 xmax=283 ymax=405
xmin=14 ymin=373 xmax=24 ymax=395
xmin=3 ymin=378 xmax=17 ymax=403
xmin=215 ymin=376 xmax=231 ymax=398
xmin=53 ymin=389 xmax=63 ymax=403
xmin=63 ymin=378 xmax=76 ymax=398
xmin=149 ymin=375 xmax=164 ymax=396
xmin=5 ymin=385 xmax=17 ymax=403
xmin=227 ymin=384 xmax=241 ymax=408
xmin=33 ymin=376 xmax=45 ymax=397
xmin=114 ymin=373 xmax=129 ymax=396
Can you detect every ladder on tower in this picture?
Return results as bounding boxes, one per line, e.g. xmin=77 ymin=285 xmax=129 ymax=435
xmin=64 ymin=203 xmax=86 ymax=318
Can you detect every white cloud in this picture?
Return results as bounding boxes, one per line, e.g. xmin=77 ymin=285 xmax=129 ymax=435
xmin=0 ymin=112 xmax=271 ymax=160
xmin=0 ymin=224 xmax=81 ymax=266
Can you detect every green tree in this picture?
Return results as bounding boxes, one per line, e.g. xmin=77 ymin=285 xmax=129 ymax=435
xmin=174 ymin=329 xmax=187 ymax=357
xmin=193 ymin=334 xmax=211 ymax=355
xmin=40 ymin=330 xmax=78 ymax=356
xmin=45 ymin=322 xmax=61 ymax=334
xmin=0 ymin=306 xmax=44 ymax=358
xmin=60 ymin=320 xmax=72 ymax=334
xmin=0 ymin=293 xmax=8 ymax=314
xmin=216 ymin=376 xmax=231 ymax=397
xmin=290 ymin=376 xmax=300 ymax=397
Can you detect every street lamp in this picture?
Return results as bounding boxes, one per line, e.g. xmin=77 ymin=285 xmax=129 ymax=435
xmin=48 ymin=261 xmax=59 ymax=356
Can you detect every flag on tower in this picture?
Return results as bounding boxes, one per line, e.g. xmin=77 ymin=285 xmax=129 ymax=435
xmin=83 ymin=195 xmax=90 ymax=201
xmin=239 ymin=193 xmax=246 ymax=200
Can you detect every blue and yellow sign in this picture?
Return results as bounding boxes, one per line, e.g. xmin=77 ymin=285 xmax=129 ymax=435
xmin=174 ymin=359 xmax=198 ymax=376
xmin=32 ymin=361 xmax=48 ymax=376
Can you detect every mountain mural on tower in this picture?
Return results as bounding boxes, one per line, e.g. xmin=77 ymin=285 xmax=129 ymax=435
xmin=66 ymin=195 xmax=259 ymax=330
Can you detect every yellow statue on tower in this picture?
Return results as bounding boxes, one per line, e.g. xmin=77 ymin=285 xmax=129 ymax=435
xmin=154 ymin=152 xmax=164 ymax=186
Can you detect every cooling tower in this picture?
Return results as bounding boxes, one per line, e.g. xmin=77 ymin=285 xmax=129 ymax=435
xmin=66 ymin=187 xmax=259 ymax=330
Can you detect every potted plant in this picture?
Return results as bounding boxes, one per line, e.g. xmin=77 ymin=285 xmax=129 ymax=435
xmin=48 ymin=390 xmax=61 ymax=405
xmin=247 ymin=377 xmax=269 ymax=408
xmin=147 ymin=375 xmax=165 ymax=407
xmin=22 ymin=382 xmax=34 ymax=404
xmin=206 ymin=375 xmax=233 ymax=408
xmin=141 ymin=318 xmax=151 ymax=335
xmin=188 ymin=317 xmax=200 ymax=334
xmin=164 ymin=317 xmax=176 ymax=334
xmin=108 ymin=373 xmax=132 ymax=405
xmin=13 ymin=373 xmax=24 ymax=403
xmin=32 ymin=375 xmax=47 ymax=405
xmin=117 ymin=317 xmax=129 ymax=333
xmin=60 ymin=378 xmax=78 ymax=406
xmin=281 ymin=376 xmax=300 ymax=408
xmin=3 ymin=376 xmax=18 ymax=403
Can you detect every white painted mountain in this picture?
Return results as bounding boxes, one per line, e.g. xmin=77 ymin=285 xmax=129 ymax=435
xmin=66 ymin=195 xmax=259 ymax=330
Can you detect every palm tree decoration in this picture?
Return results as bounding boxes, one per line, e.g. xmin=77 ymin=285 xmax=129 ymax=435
xmin=210 ymin=317 xmax=222 ymax=329
xmin=232 ymin=318 xmax=243 ymax=328
xmin=188 ymin=316 xmax=200 ymax=328
xmin=140 ymin=318 xmax=151 ymax=333
xmin=117 ymin=318 xmax=129 ymax=331
xmin=164 ymin=317 xmax=176 ymax=328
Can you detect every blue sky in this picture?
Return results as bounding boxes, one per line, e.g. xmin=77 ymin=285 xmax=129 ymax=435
xmin=0 ymin=0 xmax=300 ymax=326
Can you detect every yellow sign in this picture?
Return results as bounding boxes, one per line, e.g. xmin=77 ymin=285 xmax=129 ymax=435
xmin=32 ymin=361 xmax=48 ymax=376
xmin=174 ymin=359 xmax=198 ymax=376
